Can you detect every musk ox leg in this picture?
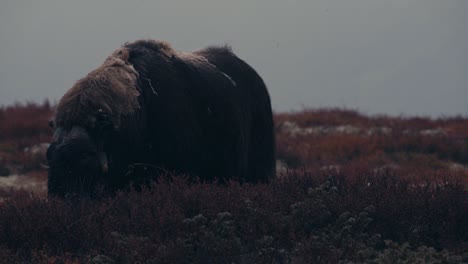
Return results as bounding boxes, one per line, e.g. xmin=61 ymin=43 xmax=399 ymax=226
xmin=248 ymin=103 xmax=275 ymax=183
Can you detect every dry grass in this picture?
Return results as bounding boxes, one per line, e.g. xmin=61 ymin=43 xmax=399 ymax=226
xmin=0 ymin=103 xmax=467 ymax=263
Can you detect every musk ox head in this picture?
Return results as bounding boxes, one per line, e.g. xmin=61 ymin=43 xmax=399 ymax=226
xmin=47 ymin=48 xmax=140 ymax=197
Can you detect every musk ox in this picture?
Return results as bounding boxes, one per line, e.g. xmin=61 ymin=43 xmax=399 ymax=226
xmin=47 ymin=39 xmax=275 ymax=197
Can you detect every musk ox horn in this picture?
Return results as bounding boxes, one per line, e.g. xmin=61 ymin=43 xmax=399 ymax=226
xmin=68 ymin=126 xmax=90 ymax=141
xmin=98 ymin=152 xmax=109 ymax=174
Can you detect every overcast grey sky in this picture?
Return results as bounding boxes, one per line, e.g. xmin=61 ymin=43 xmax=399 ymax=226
xmin=0 ymin=0 xmax=467 ymax=117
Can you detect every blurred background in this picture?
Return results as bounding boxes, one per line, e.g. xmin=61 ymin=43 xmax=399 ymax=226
xmin=0 ymin=0 xmax=467 ymax=117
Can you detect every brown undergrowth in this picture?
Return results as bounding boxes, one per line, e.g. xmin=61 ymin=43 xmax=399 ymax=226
xmin=0 ymin=103 xmax=467 ymax=263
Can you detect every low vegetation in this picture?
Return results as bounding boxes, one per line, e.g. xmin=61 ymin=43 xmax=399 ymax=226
xmin=0 ymin=102 xmax=467 ymax=263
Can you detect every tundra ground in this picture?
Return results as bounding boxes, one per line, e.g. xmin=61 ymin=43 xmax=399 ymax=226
xmin=0 ymin=103 xmax=467 ymax=263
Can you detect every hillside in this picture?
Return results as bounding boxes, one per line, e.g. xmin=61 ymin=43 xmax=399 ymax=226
xmin=0 ymin=102 xmax=467 ymax=263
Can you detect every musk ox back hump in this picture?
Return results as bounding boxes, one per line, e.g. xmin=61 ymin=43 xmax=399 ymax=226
xmin=55 ymin=48 xmax=140 ymax=130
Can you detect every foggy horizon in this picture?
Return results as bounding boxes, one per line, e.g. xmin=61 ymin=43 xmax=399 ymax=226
xmin=1 ymin=0 xmax=467 ymax=117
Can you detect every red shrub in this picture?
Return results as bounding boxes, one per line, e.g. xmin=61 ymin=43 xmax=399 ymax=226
xmin=0 ymin=105 xmax=467 ymax=262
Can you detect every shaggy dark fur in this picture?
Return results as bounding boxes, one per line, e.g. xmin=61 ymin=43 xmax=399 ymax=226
xmin=47 ymin=39 xmax=275 ymax=197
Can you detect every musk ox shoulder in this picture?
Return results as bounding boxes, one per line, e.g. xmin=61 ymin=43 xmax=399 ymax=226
xmin=47 ymin=39 xmax=275 ymax=197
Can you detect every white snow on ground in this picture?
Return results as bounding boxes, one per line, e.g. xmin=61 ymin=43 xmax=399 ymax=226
xmin=0 ymin=174 xmax=47 ymax=194
xmin=420 ymin=128 xmax=446 ymax=136
xmin=23 ymin=143 xmax=50 ymax=155
xmin=276 ymin=160 xmax=289 ymax=176
xmin=0 ymin=142 xmax=49 ymax=198
xmin=448 ymin=162 xmax=468 ymax=171
xmin=278 ymin=121 xmax=446 ymax=137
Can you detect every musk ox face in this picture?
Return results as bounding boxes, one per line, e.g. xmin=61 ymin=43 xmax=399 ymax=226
xmin=47 ymin=47 xmax=141 ymax=197
xmin=47 ymin=114 xmax=114 ymax=197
